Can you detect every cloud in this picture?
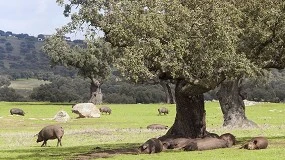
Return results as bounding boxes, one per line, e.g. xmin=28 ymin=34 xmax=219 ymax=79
xmin=35 ymin=0 xmax=49 ymax=14
xmin=0 ymin=0 xmax=77 ymax=38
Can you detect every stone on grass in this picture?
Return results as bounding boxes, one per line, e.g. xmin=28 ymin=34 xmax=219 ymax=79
xmin=72 ymin=103 xmax=100 ymax=118
xmin=53 ymin=110 xmax=70 ymax=122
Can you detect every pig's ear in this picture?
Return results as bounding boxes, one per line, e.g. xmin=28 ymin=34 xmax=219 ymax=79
xmin=253 ymin=140 xmax=258 ymax=145
xmin=142 ymin=144 xmax=148 ymax=150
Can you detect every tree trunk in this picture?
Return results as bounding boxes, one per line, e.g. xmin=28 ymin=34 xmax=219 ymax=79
xmin=160 ymin=80 xmax=176 ymax=104
xmin=88 ymin=78 xmax=103 ymax=105
xmin=164 ymin=80 xmax=207 ymax=138
xmin=166 ymin=82 xmax=176 ymax=104
xmin=216 ymin=78 xmax=257 ymax=128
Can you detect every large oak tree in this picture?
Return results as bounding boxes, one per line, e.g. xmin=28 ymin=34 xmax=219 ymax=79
xmin=54 ymin=0 xmax=268 ymax=138
xmin=217 ymin=0 xmax=285 ymax=128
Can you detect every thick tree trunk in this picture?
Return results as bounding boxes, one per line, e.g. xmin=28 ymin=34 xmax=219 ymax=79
xmin=88 ymin=78 xmax=103 ymax=105
xmin=164 ymin=80 xmax=207 ymax=138
xmin=160 ymin=80 xmax=176 ymax=104
xmin=216 ymin=79 xmax=257 ymax=128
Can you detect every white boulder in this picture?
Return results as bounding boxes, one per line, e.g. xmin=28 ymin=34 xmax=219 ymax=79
xmin=72 ymin=103 xmax=100 ymax=118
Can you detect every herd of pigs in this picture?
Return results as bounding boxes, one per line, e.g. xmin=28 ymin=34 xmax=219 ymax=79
xmin=9 ymin=106 xmax=268 ymax=154
xmin=138 ymin=133 xmax=269 ymax=154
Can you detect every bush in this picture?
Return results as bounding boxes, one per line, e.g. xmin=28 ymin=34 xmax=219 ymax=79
xmin=30 ymin=76 xmax=89 ymax=102
xmin=0 ymin=87 xmax=24 ymax=102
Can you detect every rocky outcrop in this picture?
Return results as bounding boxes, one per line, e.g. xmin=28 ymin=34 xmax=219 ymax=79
xmin=72 ymin=103 xmax=100 ymax=118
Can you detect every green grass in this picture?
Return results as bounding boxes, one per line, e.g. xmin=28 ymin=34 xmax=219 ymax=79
xmin=0 ymin=101 xmax=285 ymax=159
xmin=8 ymin=79 xmax=51 ymax=97
xmin=9 ymin=79 xmax=51 ymax=90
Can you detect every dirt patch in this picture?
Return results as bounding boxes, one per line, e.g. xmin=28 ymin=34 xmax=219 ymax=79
xmin=71 ymin=147 xmax=139 ymax=160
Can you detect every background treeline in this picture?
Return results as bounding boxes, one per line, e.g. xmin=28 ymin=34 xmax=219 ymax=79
xmin=2 ymin=71 xmax=285 ymax=104
xmin=0 ymin=75 xmax=167 ymax=104
xmin=30 ymin=76 xmax=167 ymax=104
xmin=0 ymin=31 xmax=285 ymax=103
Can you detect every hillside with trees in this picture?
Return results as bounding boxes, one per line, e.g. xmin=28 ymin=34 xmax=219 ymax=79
xmin=0 ymin=30 xmax=168 ymax=103
xmin=0 ymin=30 xmax=80 ymax=80
xmin=1 ymin=29 xmax=285 ymax=106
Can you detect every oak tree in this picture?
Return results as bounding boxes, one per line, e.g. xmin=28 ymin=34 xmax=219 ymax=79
xmin=217 ymin=0 xmax=285 ymax=128
xmin=43 ymin=36 xmax=114 ymax=104
xmin=56 ymin=0 xmax=265 ymax=138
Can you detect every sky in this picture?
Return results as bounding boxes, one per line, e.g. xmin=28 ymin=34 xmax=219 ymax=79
xmin=0 ymin=0 xmax=84 ymax=40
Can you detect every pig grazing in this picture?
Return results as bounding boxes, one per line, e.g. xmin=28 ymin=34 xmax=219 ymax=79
xmin=36 ymin=125 xmax=64 ymax=147
xmin=147 ymin=124 xmax=168 ymax=130
xmin=240 ymin=137 xmax=268 ymax=150
xmin=138 ymin=138 xmax=164 ymax=154
xmin=10 ymin=108 xmax=25 ymax=116
xmin=99 ymin=106 xmax=112 ymax=115
xmin=158 ymin=107 xmax=169 ymax=115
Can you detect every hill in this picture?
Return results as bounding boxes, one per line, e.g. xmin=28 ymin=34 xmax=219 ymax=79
xmin=0 ymin=35 xmax=49 ymax=71
xmin=0 ymin=34 xmax=80 ymax=80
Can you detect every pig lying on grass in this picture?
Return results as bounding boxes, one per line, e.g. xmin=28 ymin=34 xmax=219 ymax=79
xmin=138 ymin=138 xmax=164 ymax=154
xmin=240 ymin=137 xmax=268 ymax=150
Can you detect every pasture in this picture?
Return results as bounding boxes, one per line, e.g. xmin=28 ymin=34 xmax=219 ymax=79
xmin=0 ymin=101 xmax=285 ymax=159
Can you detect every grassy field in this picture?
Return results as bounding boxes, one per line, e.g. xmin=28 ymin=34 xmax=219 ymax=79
xmin=8 ymin=78 xmax=51 ymax=98
xmin=9 ymin=79 xmax=51 ymax=90
xmin=0 ymin=101 xmax=285 ymax=159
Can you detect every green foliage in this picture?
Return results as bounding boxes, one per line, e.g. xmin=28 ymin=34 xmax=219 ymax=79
xmin=0 ymin=75 xmax=11 ymax=87
xmin=55 ymin=1 xmax=285 ymax=96
xmin=30 ymin=76 xmax=89 ymax=102
xmin=0 ymin=86 xmax=24 ymax=101
xmin=244 ymin=69 xmax=285 ymax=102
xmin=58 ymin=0 xmax=265 ymax=86
xmin=5 ymin=42 xmax=13 ymax=52
xmin=0 ymin=35 xmax=78 ymax=80
xmin=102 ymin=81 xmax=166 ymax=104
xmin=43 ymin=36 xmax=115 ymax=82
xmin=237 ymin=0 xmax=285 ymax=69
xmin=28 ymin=76 xmax=166 ymax=104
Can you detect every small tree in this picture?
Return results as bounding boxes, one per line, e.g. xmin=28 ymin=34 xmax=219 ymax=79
xmin=0 ymin=75 xmax=11 ymax=87
xmin=43 ymin=36 xmax=115 ymax=104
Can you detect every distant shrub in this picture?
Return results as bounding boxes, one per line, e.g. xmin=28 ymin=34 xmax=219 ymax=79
xmin=0 ymin=38 xmax=6 ymax=43
xmin=0 ymin=86 xmax=24 ymax=102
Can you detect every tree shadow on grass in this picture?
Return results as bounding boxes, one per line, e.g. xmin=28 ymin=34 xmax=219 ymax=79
xmin=0 ymin=143 xmax=140 ymax=160
xmin=73 ymin=143 xmax=140 ymax=160
xmin=2 ymin=136 xmax=285 ymax=160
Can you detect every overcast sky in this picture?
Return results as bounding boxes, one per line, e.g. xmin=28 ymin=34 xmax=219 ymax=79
xmin=0 ymin=0 xmax=84 ymax=40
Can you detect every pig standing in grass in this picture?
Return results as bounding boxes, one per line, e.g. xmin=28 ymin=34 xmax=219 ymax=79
xmin=99 ymin=106 xmax=112 ymax=115
xmin=10 ymin=108 xmax=25 ymax=116
xmin=36 ymin=125 xmax=64 ymax=147
xmin=158 ymin=107 xmax=169 ymax=115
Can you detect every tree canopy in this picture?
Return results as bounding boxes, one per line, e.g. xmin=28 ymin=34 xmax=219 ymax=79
xmin=52 ymin=0 xmax=285 ymax=137
xmin=58 ymin=0 xmax=260 ymax=88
